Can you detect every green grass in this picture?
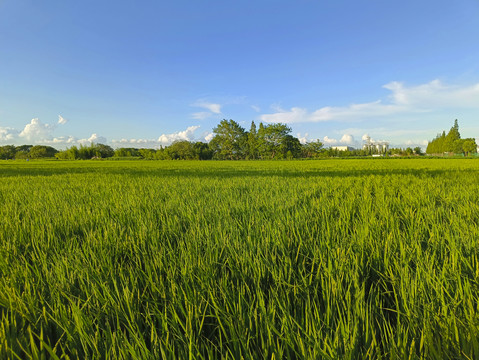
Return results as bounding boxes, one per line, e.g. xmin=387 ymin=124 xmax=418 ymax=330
xmin=1 ymin=159 xmax=478 ymax=359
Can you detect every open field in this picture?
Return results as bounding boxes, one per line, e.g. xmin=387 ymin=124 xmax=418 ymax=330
xmin=1 ymin=159 xmax=479 ymax=359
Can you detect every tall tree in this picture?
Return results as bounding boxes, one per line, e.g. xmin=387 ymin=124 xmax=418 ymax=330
xmin=462 ymin=139 xmax=477 ymax=156
xmin=444 ymin=119 xmax=461 ymax=152
xmin=280 ymin=135 xmax=302 ymax=159
xmin=210 ymin=119 xmax=246 ymax=159
xmin=426 ymin=120 xmax=465 ymax=155
xmin=302 ymin=140 xmax=323 ymax=158
xmin=247 ymin=121 xmax=258 ymax=159
xmin=257 ymin=123 xmax=292 ymax=158
xmin=257 ymin=123 xmax=266 ymax=158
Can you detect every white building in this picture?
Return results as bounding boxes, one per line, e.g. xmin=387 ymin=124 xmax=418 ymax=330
xmin=363 ymin=136 xmax=389 ymax=153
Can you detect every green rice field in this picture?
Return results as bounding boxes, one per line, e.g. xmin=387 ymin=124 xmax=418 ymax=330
xmin=1 ymin=159 xmax=478 ymax=359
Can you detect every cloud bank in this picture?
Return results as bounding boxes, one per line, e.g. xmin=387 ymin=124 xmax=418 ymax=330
xmin=260 ymin=80 xmax=479 ymax=124
xmin=0 ymin=116 xmax=106 ymax=148
xmin=0 ymin=115 xmax=211 ymax=149
xmin=322 ymin=134 xmax=355 ymax=145
xmin=112 ymin=125 xmax=212 ymax=148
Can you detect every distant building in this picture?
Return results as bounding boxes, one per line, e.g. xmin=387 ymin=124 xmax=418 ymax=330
xmin=332 ymin=146 xmax=355 ymax=151
xmin=363 ymin=136 xmax=389 ymax=153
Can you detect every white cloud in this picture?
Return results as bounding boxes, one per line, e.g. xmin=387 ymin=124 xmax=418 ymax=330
xmin=340 ymin=134 xmax=354 ymax=144
xmin=404 ymin=139 xmax=429 ymax=147
xmin=360 ymin=134 xmax=387 ymax=144
xmin=77 ymin=133 xmax=107 ymax=145
xmin=41 ymin=134 xmax=112 ymax=148
xmin=43 ymin=136 xmax=77 ymax=144
xmin=260 ymin=107 xmax=308 ymax=124
xmin=322 ymin=134 xmax=355 ymax=146
xmin=207 ymin=103 xmax=222 ymax=114
xmin=338 ymin=128 xmax=433 ymax=140
xmin=157 ymin=125 xmax=200 ymax=145
xmin=323 ymin=136 xmax=338 ymax=145
xmin=16 ymin=116 xmax=68 ymax=143
xmin=191 ymin=112 xmax=212 ymax=120
xmin=296 ymin=132 xmax=309 ymax=144
xmin=191 ymin=100 xmax=223 ymax=120
xmin=204 ymin=132 xmax=214 ymax=142
xmin=111 ymin=138 xmax=163 ymax=148
xmin=251 ymin=105 xmax=261 ymax=112
xmin=260 ymin=80 xmax=479 ymax=124
xmin=0 ymin=127 xmax=18 ymax=141
xmin=192 ymin=101 xmax=222 ymax=113
xmin=110 ymin=125 xmax=204 ymax=148
xmin=19 ymin=118 xmax=55 ymax=141
xmin=383 ymin=80 xmax=479 ymax=108
xmin=58 ymin=115 xmax=68 ymax=124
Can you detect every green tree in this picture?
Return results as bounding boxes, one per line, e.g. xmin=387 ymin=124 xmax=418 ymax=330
xmin=55 ymin=146 xmax=79 ymax=160
xmin=453 ymin=139 xmax=465 ymax=155
xmin=28 ymin=145 xmax=58 ymax=158
xmin=444 ymin=119 xmax=461 ymax=153
xmin=138 ymin=148 xmax=157 ymax=159
xmin=462 ymin=139 xmax=477 ymax=156
xmin=427 ymin=131 xmax=446 ymax=154
xmin=256 ymin=123 xmax=267 ymax=158
xmin=93 ymin=144 xmax=114 ymax=158
xmin=0 ymin=145 xmax=16 ymax=159
xmin=246 ymin=121 xmax=258 ymax=159
xmin=15 ymin=145 xmax=33 ymax=159
xmin=256 ymin=123 xmax=293 ymax=159
xmin=301 ymin=140 xmax=323 ymax=158
xmin=210 ymin=119 xmax=246 ymax=159
xmin=193 ymin=142 xmax=213 ymax=160
xmin=154 ymin=147 xmax=169 ymax=160
xmin=114 ymin=148 xmax=140 ymax=157
xmin=426 ymin=120 xmax=466 ymax=155
xmin=280 ymin=134 xmax=302 ymax=159
xmin=166 ymin=140 xmax=194 ymax=160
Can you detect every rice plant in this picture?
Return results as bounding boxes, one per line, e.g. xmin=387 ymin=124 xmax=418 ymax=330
xmin=0 ymin=158 xmax=478 ymax=359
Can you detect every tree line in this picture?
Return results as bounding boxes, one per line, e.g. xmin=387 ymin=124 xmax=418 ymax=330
xmin=0 ymin=145 xmax=59 ymax=160
xmin=426 ymin=119 xmax=477 ymax=156
xmin=2 ymin=119 xmax=474 ymax=160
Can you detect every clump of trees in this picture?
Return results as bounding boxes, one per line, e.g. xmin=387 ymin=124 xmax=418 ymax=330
xmin=388 ymin=147 xmax=422 ymax=157
xmin=209 ymin=120 xmax=303 ymax=160
xmin=55 ymin=143 xmax=114 ymax=159
xmin=0 ymin=145 xmax=58 ymax=159
xmin=426 ymin=119 xmax=477 ymax=156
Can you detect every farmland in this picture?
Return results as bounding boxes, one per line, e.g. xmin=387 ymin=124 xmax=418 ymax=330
xmin=1 ymin=159 xmax=479 ymax=359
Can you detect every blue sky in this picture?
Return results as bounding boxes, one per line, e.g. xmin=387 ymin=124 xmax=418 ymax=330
xmin=1 ymin=0 xmax=478 ymax=149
